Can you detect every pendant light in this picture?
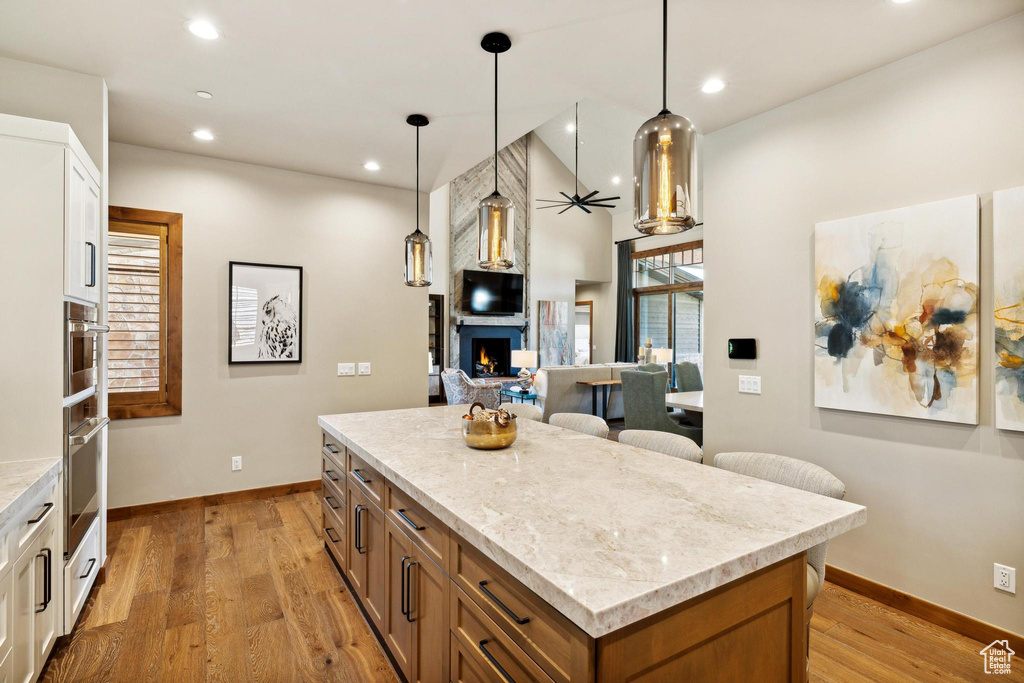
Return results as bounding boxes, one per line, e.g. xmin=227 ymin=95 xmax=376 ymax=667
xmin=404 ymin=114 xmax=432 ymax=287
xmin=633 ymin=0 xmax=698 ymax=235
xmin=478 ymin=32 xmax=515 ymax=270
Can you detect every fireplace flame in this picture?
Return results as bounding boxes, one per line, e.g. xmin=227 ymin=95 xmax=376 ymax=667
xmin=479 ymin=347 xmax=491 ymax=366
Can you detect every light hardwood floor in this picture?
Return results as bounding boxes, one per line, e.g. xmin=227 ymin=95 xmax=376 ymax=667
xmin=42 ymin=491 xmax=1021 ymax=682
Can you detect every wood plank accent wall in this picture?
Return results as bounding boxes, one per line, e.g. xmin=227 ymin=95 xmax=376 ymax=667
xmin=447 ymin=135 xmax=531 ymax=367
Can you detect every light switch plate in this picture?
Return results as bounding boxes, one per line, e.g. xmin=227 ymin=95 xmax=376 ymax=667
xmin=338 ymin=363 xmax=355 ymax=376
xmin=358 ymin=362 xmax=371 ymax=376
xmin=739 ymin=375 xmax=762 ymax=395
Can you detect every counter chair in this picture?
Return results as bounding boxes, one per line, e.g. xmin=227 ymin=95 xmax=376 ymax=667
xmin=618 ymin=430 xmax=702 ymax=463
xmin=711 ymin=451 xmax=846 ymax=676
xmin=549 ymin=412 xmax=609 ymax=439
xmin=499 ymin=402 xmax=542 ymax=422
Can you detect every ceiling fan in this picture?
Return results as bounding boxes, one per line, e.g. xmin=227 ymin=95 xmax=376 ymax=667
xmin=536 ymin=102 xmax=619 ymax=214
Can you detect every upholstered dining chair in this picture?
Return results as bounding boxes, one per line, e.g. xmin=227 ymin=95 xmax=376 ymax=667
xmin=499 ymin=402 xmax=542 ymax=422
xmin=673 ymin=361 xmax=703 ymax=392
xmin=618 ymin=430 xmax=702 ymax=463
xmin=549 ymin=413 xmax=610 ymax=439
xmin=620 ymin=369 xmax=702 ymax=447
xmin=440 ymin=368 xmax=501 ymax=409
xmin=711 ymin=452 xmax=846 ymax=674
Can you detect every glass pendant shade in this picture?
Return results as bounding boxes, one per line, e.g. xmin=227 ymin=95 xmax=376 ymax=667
xmin=477 ymin=191 xmax=515 ymax=270
xmin=633 ymin=111 xmax=698 ymax=235
xmin=404 ymin=228 xmax=431 ymax=287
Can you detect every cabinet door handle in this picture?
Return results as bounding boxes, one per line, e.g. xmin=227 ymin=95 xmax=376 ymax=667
xmin=35 ymin=547 xmax=52 ymax=613
xmin=325 ymin=526 xmax=341 ymax=544
xmin=27 ymin=502 xmax=53 ymax=525
xmin=478 ymin=580 xmax=531 ymax=625
xmin=404 ymin=559 xmax=417 ymax=623
xmin=324 ymin=444 xmax=339 ymax=454
xmin=352 ymin=469 xmax=372 ymax=485
xmin=399 ymin=556 xmax=411 ymax=618
xmin=80 ymin=557 xmax=97 ymax=579
xmin=354 ymin=504 xmax=366 ymax=554
xmin=325 ymin=495 xmax=340 ymax=510
xmin=323 ymin=468 xmax=339 ymax=482
xmin=478 ymin=640 xmax=515 ymax=682
xmin=396 ymin=508 xmax=425 ymax=531
xmin=86 ymin=241 xmax=97 ymax=287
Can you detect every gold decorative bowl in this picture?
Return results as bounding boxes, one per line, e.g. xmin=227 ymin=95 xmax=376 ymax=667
xmin=462 ymin=403 xmax=518 ymax=450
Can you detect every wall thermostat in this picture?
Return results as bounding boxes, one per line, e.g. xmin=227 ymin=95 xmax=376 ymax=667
xmin=728 ymin=338 xmax=757 ymax=359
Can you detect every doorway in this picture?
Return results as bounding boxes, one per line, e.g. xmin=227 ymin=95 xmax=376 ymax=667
xmin=574 ymin=301 xmax=593 ymax=365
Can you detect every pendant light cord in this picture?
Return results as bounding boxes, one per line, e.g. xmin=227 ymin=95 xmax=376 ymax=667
xmin=494 ymin=51 xmax=499 ymax=195
xmin=661 ymin=0 xmax=668 ymax=114
xmin=415 ymin=125 xmax=420 ymax=232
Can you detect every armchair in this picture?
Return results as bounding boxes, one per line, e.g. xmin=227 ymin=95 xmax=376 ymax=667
xmin=440 ymin=368 xmax=501 ymax=409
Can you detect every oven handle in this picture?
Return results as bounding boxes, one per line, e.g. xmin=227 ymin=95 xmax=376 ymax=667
xmin=69 ymin=321 xmax=110 ymax=334
xmin=69 ymin=417 xmax=109 ymax=446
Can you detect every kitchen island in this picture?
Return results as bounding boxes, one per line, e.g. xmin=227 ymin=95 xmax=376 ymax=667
xmin=318 ymin=405 xmax=865 ymax=682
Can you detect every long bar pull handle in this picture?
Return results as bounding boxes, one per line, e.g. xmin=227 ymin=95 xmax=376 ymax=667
xmin=354 ymin=505 xmax=367 ymax=554
xmin=35 ymin=548 xmax=52 ymax=613
xmin=69 ymin=417 xmax=110 ymax=446
xmin=404 ymin=560 xmax=417 ymax=623
xmin=478 ymin=580 xmax=531 ymax=625
xmin=86 ymin=241 xmax=97 ymax=287
xmin=352 ymin=469 xmax=372 ymax=485
xmin=478 ymin=640 xmax=515 ymax=682
xmin=69 ymin=322 xmax=110 ymax=334
xmin=323 ymin=469 xmax=340 ymax=482
xmin=396 ymin=508 xmax=425 ymax=531
xmin=399 ymin=556 xmax=411 ymax=618
xmin=79 ymin=557 xmax=97 ymax=579
xmin=27 ymin=502 xmax=53 ymax=525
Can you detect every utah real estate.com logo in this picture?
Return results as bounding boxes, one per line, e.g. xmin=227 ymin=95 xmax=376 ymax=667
xmin=980 ymin=640 xmax=1014 ymax=675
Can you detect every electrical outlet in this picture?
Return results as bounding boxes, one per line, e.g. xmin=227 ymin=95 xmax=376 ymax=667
xmin=994 ymin=563 xmax=1016 ymax=594
xmin=738 ymin=375 xmax=761 ymax=395
xmin=231 ymin=456 xmax=242 ymax=471
xmin=338 ymin=363 xmax=355 ymax=376
xmin=358 ymin=362 xmax=371 ymax=376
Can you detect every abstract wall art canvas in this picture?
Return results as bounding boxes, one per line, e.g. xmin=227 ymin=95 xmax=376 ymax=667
xmin=537 ymin=300 xmax=573 ymax=367
xmin=814 ymin=195 xmax=979 ymax=424
xmin=994 ymin=186 xmax=1024 ymax=431
xmin=229 ymin=261 xmax=303 ymax=364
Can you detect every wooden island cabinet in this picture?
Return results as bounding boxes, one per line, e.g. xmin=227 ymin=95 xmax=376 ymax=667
xmin=317 ymin=408 xmax=865 ymax=682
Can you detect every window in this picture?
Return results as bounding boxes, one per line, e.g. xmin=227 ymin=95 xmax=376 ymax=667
xmin=107 ymin=207 xmax=182 ymax=419
xmin=633 ymin=240 xmax=703 ymax=368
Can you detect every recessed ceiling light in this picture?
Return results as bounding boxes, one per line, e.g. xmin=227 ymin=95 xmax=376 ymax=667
xmin=196 ymin=91 xmax=213 ymax=99
xmin=187 ymin=20 xmax=220 ymax=40
xmin=701 ymin=78 xmax=725 ymax=94
xmin=192 ymin=129 xmax=214 ymax=141
xmin=566 ymin=123 xmax=575 ymax=133
xmin=363 ymin=161 xmax=381 ymax=171
xmin=611 ymin=176 xmax=621 ymax=185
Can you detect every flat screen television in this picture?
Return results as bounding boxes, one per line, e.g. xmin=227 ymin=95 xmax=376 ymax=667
xmin=461 ymin=270 xmax=523 ymax=316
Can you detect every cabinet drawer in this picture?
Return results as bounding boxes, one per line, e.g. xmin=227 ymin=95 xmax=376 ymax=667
xmin=321 ymin=501 xmax=346 ymax=571
xmin=450 ymin=583 xmax=554 ymax=683
xmin=65 ymin=516 xmax=100 ymax=631
xmin=322 ymin=452 xmax=346 ymax=491
xmin=322 ymin=438 xmax=345 ymax=470
xmin=12 ymin=481 xmax=57 ymax=556
xmin=451 ymin=535 xmax=589 ymax=683
xmin=321 ymin=473 xmax=345 ymax=511
xmin=347 ymin=452 xmax=384 ymax=509
xmin=387 ymin=483 xmax=449 ymax=572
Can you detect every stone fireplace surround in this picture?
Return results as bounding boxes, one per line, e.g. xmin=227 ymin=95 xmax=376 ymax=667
xmin=458 ymin=324 xmax=522 ymax=378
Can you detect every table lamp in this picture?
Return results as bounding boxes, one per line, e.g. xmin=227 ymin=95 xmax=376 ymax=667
xmin=510 ymin=349 xmax=538 ymax=389
xmin=653 ymin=348 xmax=673 ymax=366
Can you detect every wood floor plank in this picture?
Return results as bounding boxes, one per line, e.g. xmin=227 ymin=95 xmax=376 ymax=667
xmin=316 ymin=586 xmax=398 ymax=683
xmin=109 ymin=588 xmax=171 ymax=682
xmin=242 ymin=572 xmax=285 ymax=627
xmin=234 ymin=520 xmax=272 ymax=578
xmin=81 ymin=525 xmax=151 ymax=627
xmin=135 ymin=528 xmax=179 ymax=594
xmin=41 ymin=620 xmax=126 ymax=682
xmin=252 ymin=497 xmax=284 ymax=530
xmin=178 ymin=507 xmax=205 ymax=543
xmin=205 ymin=554 xmax=255 ymax=682
xmin=247 ymin=618 xmax=301 ymax=683
xmin=159 ymin=621 xmax=206 ymax=683
xmin=166 ymin=539 xmax=206 ymax=629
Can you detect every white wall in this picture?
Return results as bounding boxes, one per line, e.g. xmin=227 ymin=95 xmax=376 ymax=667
xmin=528 ymin=134 xmax=612 ymax=355
xmin=704 ymin=14 xmax=1024 ymax=633
xmin=107 ymin=143 xmax=428 ymax=507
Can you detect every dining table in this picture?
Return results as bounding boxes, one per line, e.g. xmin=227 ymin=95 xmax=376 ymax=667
xmin=666 ymin=390 xmax=703 ymax=427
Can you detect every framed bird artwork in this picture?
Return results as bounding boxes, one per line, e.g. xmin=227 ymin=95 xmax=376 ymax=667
xmin=229 ymin=261 xmax=303 ymax=364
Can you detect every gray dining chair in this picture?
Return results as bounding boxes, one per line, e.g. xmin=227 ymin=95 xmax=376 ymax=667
xmin=711 ymin=451 xmax=846 ymax=673
xmin=618 ymin=430 xmax=702 ymax=463
xmin=499 ymin=402 xmax=542 ymax=422
xmin=549 ymin=413 xmax=609 ymax=439
xmin=673 ymin=361 xmax=703 ymax=392
xmin=620 ymin=370 xmax=702 ymax=447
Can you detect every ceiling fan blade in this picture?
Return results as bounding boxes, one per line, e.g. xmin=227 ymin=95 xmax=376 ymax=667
xmin=536 ymin=197 xmax=565 ymax=203
xmin=579 ymin=204 xmax=592 ymax=214
xmin=558 ymin=205 xmax=574 ymax=215
xmin=579 ymin=190 xmax=599 ymax=202
xmin=559 ymin=192 xmax=576 ymax=202
xmin=587 ymin=203 xmax=618 ymax=209
xmin=598 ymin=195 xmax=621 ymax=202
xmin=537 ymin=204 xmax=568 ymax=209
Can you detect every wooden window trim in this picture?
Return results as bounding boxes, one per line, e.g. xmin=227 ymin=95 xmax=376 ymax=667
xmin=631 ymin=239 xmax=703 ymax=260
xmin=108 ymin=206 xmax=182 ymax=419
xmin=632 ymin=240 xmax=704 ymax=354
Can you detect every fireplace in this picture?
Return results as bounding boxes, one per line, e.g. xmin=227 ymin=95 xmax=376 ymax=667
xmin=472 ymin=338 xmax=511 ymax=378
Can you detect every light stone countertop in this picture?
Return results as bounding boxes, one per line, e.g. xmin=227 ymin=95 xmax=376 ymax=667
xmin=319 ymin=405 xmax=866 ymax=638
xmin=0 ymin=457 xmax=62 ymax=530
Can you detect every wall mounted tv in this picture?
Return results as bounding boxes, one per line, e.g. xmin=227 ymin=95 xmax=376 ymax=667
xmin=461 ymin=270 xmax=524 ymax=316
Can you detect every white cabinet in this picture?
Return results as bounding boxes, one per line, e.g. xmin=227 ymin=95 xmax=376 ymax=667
xmin=9 ymin=548 xmax=33 ymax=683
xmin=32 ymin=520 xmax=58 ymax=672
xmin=65 ymin=149 xmax=101 ymax=304
xmin=9 ymin=516 xmax=57 ymax=683
xmin=64 ymin=517 xmax=100 ymax=629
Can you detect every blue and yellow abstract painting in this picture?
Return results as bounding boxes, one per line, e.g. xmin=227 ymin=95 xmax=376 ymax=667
xmin=994 ymin=186 xmax=1024 ymax=432
xmin=814 ymin=195 xmax=979 ymax=424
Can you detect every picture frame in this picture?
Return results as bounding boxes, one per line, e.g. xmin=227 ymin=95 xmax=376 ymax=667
xmin=228 ymin=261 xmax=303 ymax=364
